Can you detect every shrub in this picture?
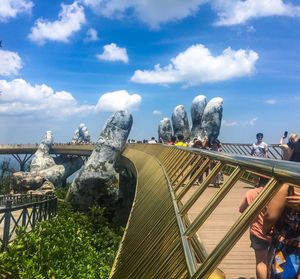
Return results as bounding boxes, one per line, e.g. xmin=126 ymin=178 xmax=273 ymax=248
xmin=0 ymin=176 xmax=11 ymax=195
xmin=0 ymin=202 xmax=123 ymax=279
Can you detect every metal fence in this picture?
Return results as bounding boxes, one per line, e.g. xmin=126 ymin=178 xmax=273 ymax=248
xmin=221 ymin=143 xmax=283 ymax=159
xmin=110 ymin=144 xmax=300 ymax=279
xmin=0 ymin=193 xmax=57 ymax=251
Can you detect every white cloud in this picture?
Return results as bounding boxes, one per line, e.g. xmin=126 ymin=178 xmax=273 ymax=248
xmin=0 ymin=79 xmax=94 ymax=117
xmin=0 ymin=79 xmax=142 ymax=117
xmin=0 ymin=49 xmax=22 ymax=76
xmin=0 ymin=0 xmax=33 ymax=22
xmin=213 ymin=0 xmax=300 ymax=26
xmin=83 ymin=0 xmax=300 ymax=28
xmin=264 ymin=99 xmax=278 ymax=104
xmin=96 ymin=90 xmax=141 ymax=112
xmin=131 ymin=44 xmax=258 ymax=86
xmin=223 ymin=117 xmax=258 ymax=127
xmin=96 ymin=43 xmax=128 ymax=63
xmin=249 ymin=117 xmax=258 ymax=126
xmin=222 ymin=120 xmax=238 ymax=127
xmin=83 ymin=0 xmax=206 ymax=28
xmin=28 ymin=1 xmax=86 ymax=45
xmin=152 ymin=110 xmax=162 ymax=115
xmin=84 ymin=28 xmax=99 ymax=42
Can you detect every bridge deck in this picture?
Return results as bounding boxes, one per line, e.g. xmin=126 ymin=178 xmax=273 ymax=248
xmin=182 ymin=180 xmax=256 ymax=279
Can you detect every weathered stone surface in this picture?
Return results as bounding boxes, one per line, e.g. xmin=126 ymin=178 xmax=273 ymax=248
xmin=158 ymin=118 xmax=173 ymax=142
xmin=11 ymin=172 xmax=46 ymax=193
xmin=191 ymin=95 xmax=207 ymax=137
xmin=171 ymin=105 xmax=190 ymax=139
xmin=28 ymin=180 xmax=55 ymax=195
xmin=72 ymin=123 xmax=91 ymax=144
xmin=200 ymin=97 xmax=223 ymax=142
xmin=30 ymin=131 xmax=83 ymax=185
xmin=158 ymin=96 xmax=224 ymax=144
xmin=12 ymin=131 xmax=84 ymax=192
xmin=66 ymin=110 xmax=133 ymax=212
xmin=31 ymin=131 xmax=56 ymax=171
xmin=53 ymin=155 xmax=84 ymax=181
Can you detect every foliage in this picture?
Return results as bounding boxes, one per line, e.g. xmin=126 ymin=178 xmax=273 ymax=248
xmin=0 ymin=202 xmax=123 ymax=279
xmin=54 ymin=185 xmax=69 ymax=200
xmin=0 ymin=176 xmax=11 ymax=195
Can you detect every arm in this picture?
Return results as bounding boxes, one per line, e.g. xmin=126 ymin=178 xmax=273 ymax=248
xmin=278 ymin=139 xmax=293 ymax=160
xmin=279 ymin=137 xmax=285 ymax=145
xmin=262 ymin=183 xmax=289 ymax=234
xmin=239 ymin=196 xmax=249 ymax=213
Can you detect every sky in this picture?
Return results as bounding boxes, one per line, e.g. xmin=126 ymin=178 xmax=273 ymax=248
xmin=1 ymin=0 xmax=300 ymax=144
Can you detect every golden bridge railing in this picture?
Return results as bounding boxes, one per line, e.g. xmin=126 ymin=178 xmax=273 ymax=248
xmin=221 ymin=143 xmax=282 ymax=159
xmin=111 ymin=144 xmax=300 ymax=279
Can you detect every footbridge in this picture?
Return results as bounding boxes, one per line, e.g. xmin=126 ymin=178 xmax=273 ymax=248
xmin=110 ymin=144 xmax=300 ymax=279
xmin=0 ymin=143 xmax=299 ymax=278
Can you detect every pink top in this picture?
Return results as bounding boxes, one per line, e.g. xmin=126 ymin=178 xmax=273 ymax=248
xmin=239 ymin=187 xmax=271 ymax=242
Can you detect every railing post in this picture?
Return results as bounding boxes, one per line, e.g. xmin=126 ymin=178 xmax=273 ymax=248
xmin=2 ymin=200 xmax=12 ymax=251
xmin=22 ymin=207 xmax=27 ymax=227
xmin=32 ymin=204 xmax=36 ymax=228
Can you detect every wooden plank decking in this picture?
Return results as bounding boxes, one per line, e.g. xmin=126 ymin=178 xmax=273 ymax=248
xmin=182 ymin=180 xmax=257 ymax=279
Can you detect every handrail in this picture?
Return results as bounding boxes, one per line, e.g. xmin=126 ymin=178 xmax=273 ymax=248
xmin=221 ymin=143 xmax=283 ymax=159
xmin=0 ymin=193 xmax=57 ymax=251
xmin=0 ymin=193 xmax=54 ymax=207
xmin=111 ymin=144 xmax=300 ymax=279
xmin=0 ymin=143 xmax=94 ymax=156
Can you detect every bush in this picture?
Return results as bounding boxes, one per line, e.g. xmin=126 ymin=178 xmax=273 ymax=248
xmin=54 ymin=186 xmax=69 ymax=200
xmin=0 ymin=202 xmax=123 ymax=279
xmin=0 ymin=176 xmax=11 ymax=195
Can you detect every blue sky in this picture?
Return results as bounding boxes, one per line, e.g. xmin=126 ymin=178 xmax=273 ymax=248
xmin=1 ymin=0 xmax=300 ymax=144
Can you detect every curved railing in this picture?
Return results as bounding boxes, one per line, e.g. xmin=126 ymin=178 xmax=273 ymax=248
xmin=221 ymin=143 xmax=283 ymax=159
xmin=0 ymin=143 xmax=283 ymax=159
xmin=111 ymin=144 xmax=300 ymax=279
xmin=0 ymin=193 xmax=57 ymax=251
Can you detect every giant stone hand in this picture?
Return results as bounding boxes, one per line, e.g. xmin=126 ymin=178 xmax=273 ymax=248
xmin=12 ymin=130 xmax=84 ymax=193
xmin=66 ymin=110 xmax=133 ymax=213
xmin=158 ymin=95 xmax=223 ymax=143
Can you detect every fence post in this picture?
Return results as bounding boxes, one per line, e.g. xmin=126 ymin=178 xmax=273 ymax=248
xmin=22 ymin=207 xmax=27 ymax=227
xmin=2 ymin=200 xmax=12 ymax=251
xmin=32 ymin=204 xmax=36 ymax=228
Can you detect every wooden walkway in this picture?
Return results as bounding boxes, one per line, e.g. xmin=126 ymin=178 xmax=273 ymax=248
xmin=182 ymin=180 xmax=256 ymax=279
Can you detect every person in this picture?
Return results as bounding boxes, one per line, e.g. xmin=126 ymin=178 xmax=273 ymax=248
xmin=279 ymin=133 xmax=299 ymax=161
xmin=210 ymin=139 xmax=224 ymax=187
xmin=175 ymin=134 xmax=188 ymax=147
xmin=289 ymin=135 xmax=300 ymax=162
xmin=166 ymin=136 xmax=177 ymax=145
xmin=263 ymin=183 xmax=300 ymax=279
xmin=189 ymin=137 xmax=203 ymax=148
xmin=251 ymin=133 xmax=269 ymax=186
xmin=263 ymin=140 xmax=300 ymax=278
xmin=239 ymin=186 xmax=272 ymax=279
xmin=251 ymin=133 xmax=268 ymax=158
xmin=148 ymin=137 xmax=157 ymax=144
